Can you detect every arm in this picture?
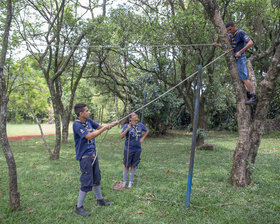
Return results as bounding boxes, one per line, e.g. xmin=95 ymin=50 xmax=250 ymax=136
xmin=120 ymin=124 xmax=131 ymax=139
xmin=85 ymin=125 xmax=109 ymax=140
xmin=86 ymin=120 xmax=119 ymax=140
xmin=140 ymin=128 xmax=149 ymax=143
xmin=212 ymin=42 xmax=222 ymax=48
xmin=235 ymin=39 xmax=253 ymax=58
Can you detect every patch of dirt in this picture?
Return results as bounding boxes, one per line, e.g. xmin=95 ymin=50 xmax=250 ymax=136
xmin=8 ymin=133 xmax=55 ymax=141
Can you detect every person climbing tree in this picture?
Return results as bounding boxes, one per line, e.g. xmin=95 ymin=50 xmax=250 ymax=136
xmin=213 ymin=21 xmax=256 ymax=105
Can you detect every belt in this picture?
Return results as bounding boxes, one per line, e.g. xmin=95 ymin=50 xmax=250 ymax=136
xmin=81 ymin=154 xmax=96 ymax=159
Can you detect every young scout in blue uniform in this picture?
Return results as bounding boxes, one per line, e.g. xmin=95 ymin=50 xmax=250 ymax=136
xmin=120 ymin=112 xmax=149 ymax=188
xmin=213 ymin=21 xmax=256 ymax=105
xmin=73 ymin=103 xmax=118 ymax=217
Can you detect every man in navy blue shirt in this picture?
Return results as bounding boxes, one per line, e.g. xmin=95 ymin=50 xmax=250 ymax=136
xmin=73 ymin=103 xmax=118 ymax=217
xmin=213 ymin=21 xmax=256 ymax=105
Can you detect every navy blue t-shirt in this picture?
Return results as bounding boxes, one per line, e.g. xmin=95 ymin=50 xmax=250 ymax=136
xmin=229 ymin=29 xmax=251 ymax=57
xmin=73 ymin=118 xmax=99 ymax=160
xmin=121 ymin=122 xmax=147 ymax=152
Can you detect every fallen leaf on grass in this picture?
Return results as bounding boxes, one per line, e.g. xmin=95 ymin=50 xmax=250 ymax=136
xmin=107 ymin=218 xmax=114 ymax=222
xmin=56 ymin=174 xmax=61 ymax=176
xmin=27 ymin=209 xmax=34 ymax=213
xmin=33 ymin=193 xmax=40 ymax=196
xmin=137 ymin=211 xmax=144 ymax=214
xmin=203 ymin=210 xmax=209 ymax=213
xmin=112 ymin=179 xmax=119 ymax=183
xmin=165 ymin=169 xmax=171 ymax=173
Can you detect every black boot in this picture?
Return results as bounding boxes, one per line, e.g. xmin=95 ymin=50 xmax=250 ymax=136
xmin=245 ymin=93 xmax=256 ymax=105
xmin=246 ymin=90 xmax=251 ymax=99
xmin=97 ymin=199 xmax=114 ymax=206
xmin=75 ymin=205 xmax=90 ymax=217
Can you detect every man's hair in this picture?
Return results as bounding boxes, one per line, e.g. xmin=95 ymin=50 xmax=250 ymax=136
xmin=74 ymin=103 xmax=87 ymax=117
xmin=226 ymin=21 xmax=235 ymax=28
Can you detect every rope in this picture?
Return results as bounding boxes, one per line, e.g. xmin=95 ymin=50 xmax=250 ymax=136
xmin=20 ymin=43 xmax=214 ymax=50
xmin=93 ymin=49 xmax=232 ymax=162
xmin=91 ymin=129 xmax=109 ymax=166
xmin=126 ymin=127 xmax=131 ymax=168
xmin=118 ymin=49 xmax=232 ymax=123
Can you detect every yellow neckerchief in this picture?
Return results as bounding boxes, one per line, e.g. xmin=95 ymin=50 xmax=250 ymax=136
xmin=233 ymin=29 xmax=238 ymax=37
xmin=131 ymin=122 xmax=139 ymax=141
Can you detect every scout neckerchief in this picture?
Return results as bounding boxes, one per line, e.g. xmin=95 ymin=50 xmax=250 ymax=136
xmin=126 ymin=122 xmax=139 ymax=167
xmin=75 ymin=117 xmax=98 ymax=166
xmin=132 ymin=122 xmax=139 ymax=141
xmin=75 ymin=117 xmax=93 ymax=146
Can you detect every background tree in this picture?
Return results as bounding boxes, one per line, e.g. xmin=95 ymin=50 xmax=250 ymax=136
xmin=16 ymin=0 xmax=97 ymax=157
xmin=0 ymin=0 xmax=20 ymax=209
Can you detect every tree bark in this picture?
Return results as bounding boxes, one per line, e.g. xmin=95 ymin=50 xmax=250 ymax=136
xmin=0 ymin=0 xmax=20 ymax=209
xmin=247 ymin=45 xmax=280 ymax=179
xmin=199 ymin=0 xmax=280 ymax=186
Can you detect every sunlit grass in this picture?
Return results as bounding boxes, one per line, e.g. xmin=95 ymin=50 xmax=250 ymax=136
xmin=0 ymin=129 xmax=279 ymax=223
xmin=7 ymin=123 xmax=73 ymax=135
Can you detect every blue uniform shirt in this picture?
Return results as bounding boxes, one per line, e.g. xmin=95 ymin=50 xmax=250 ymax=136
xmin=229 ymin=29 xmax=251 ymax=57
xmin=73 ymin=118 xmax=99 ymax=160
xmin=122 ymin=122 xmax=147 ymax=152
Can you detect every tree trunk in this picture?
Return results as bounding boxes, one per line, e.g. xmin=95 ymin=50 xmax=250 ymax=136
xmin=0 ymin=0 xmax=20 ymax=209
xmin=48 ymin=82 xmax=61 ymax=160
xmin=246 ymin=45 xmax=280 ymax=179
xmin=0 ymin=115 xmax=20 ymax=209
xmin=199 ymin=0 xmax=280 ymax=186
xmin=61 ymin=112 xmax=70 ymax=144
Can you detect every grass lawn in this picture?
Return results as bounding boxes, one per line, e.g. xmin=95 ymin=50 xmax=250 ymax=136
xmin=0 ymin=128 xmax=279 ymax=223
xmin=7 ymin=123 xmax=73 ymax=135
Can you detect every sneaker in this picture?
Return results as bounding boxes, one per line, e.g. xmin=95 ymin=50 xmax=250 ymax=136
xmin=122 ymin=181 xmax=126 ymax=188
xmin=246 ymin=90 xmax=251 ymax=99
xmin=245 ymin=94 xmax=257 ymax=105
xmin=97 ymin=199 xmax=114 ymax=206
xmin=128 ymin=181 xmax=133 ymax=188
xmin=75 ymin=205 xmax=90 ymax=217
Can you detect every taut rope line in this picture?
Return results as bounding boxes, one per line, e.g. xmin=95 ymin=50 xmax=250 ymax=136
xmin=20 ymin=43 xmax=214 ymax=49
xmin=118 ymin=49 xmax=232 ymax=123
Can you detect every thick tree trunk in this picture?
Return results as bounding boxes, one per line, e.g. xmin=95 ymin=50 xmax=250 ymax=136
xmin=199 ymin=0 xmax=280 ymax=186
xmin=247 ymin=45 xmax=280 ymax=179
xmin=0 ymin=0 xmax=20 ymax=209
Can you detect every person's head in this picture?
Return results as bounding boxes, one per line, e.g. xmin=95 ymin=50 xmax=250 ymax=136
xmin=122 ymin=112 xmax=139 ymax=125
xmin=226 ymin=21 xmax=237 ymax=35
xmin=74 ymin=103 xmax=89 ymax=119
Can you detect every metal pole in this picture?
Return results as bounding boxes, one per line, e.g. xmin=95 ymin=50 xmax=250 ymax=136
xmin=185 ymin=65 xmax=202 ymax=207
xmin=141 ymin=91 xmax=147 ymax=123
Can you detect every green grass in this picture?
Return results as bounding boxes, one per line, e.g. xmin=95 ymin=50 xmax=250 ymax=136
xmin=7 ymin=123 xmax=73 ymax=135
xmin=0 ymin=128 xmax=279 ymax=223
